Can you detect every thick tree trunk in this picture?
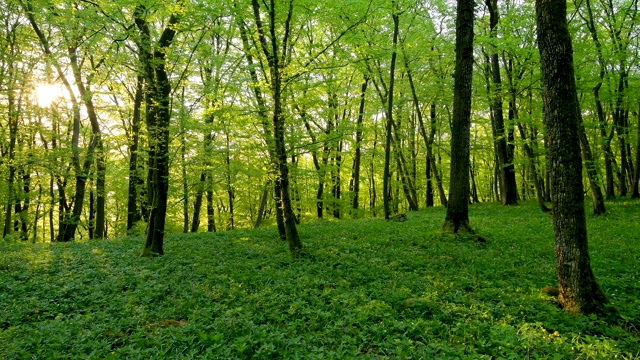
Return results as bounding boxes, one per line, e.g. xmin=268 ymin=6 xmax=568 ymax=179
xmin=443 ymin=0 xmax=478 ymax=237
xmin=536 ymin=0 xmax=608 ymax=314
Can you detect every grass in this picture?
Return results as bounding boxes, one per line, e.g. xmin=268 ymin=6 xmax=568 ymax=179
xmin=1 ymin=200 xmax=639 ymax=359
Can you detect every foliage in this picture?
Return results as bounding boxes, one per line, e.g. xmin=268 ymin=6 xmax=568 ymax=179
xmin=1 ymin=201 xmax=639 ymax=358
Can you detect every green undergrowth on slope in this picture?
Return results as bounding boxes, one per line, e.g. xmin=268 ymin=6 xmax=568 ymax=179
xmin=1 ymin=200 xmax=639 ymax=359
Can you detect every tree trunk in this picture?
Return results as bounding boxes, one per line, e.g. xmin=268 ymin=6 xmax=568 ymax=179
xmin=254 ymin=181 xmax=271 ymax=228
xmin=350 ymin=77 xmax=369 ymax=214
xmin=251 ymin=0 xmax=302 ymax=253
xmin=485 ymin=0 xmax=518 ymax=206
xmin=237 ymin=15 xmax=286 ymax=237
xmin=517 ymin=122 xmax=550 ymax=212
xmin=443 ymin=0 xmax=478 ymax=237
xmin=135 ymin=5 xmax=180 ymax=256
xmin=632 ymin=102 xmax=640 ymax=198
xmin=383 ymin=6 xmax=400 ymax=220
xmin=127 ymin=74 xmax=144 ymax=231
xmin=536 ymin=0 xmax=608 ymax=314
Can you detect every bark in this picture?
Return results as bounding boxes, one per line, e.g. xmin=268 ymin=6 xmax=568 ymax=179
xmin=237 ymin=16 xmax=286 ymax=238
xmin=485 ymin=0 xmax=518 ymax=205
xmin=136 ymin=5 xmax=180 ymax=256
xmin=127 ymin=74 xmax=144 ymax=231
xmin=225 ymin=131 xmax=235 ymax=230
xmin=517 ymin=122 xmax=550 ymax=212
xmin=23 ymin=2 xmax=98 ymax=242
xmin=251 ymin=0 xmax=302 ymax=253
xmin=536 ymin=0 xmax=608 ymax=314
xmin=350 ymin=77 xmax=369 ymax=214
xmin=383 ymin=7 xmax=400 ymax=220
xmin=581 ymin=0 xmax=615 ymax=199
xmin=3 ymin=75 xmax=17 ymax=239
xmin=632 ymin=103 xmax=640 ymax=198
xmin=443 ymin=0 xmax=478 ymax=237
xmin=576 ymin=117 xmax=607 ymax=215
xmin=254 ymin=181 xmax=271 ymax=228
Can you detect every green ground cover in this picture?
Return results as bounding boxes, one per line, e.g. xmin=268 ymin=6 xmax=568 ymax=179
xmin=1 ymin=201 xmax=639 ymax=359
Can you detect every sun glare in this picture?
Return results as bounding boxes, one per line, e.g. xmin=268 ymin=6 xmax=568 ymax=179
xmin=35 ymin=83 xmax=61 ymax=108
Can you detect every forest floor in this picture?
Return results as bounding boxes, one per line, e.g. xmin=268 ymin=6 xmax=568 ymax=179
xmin=1 ymin=200 xmax=639 ymax=359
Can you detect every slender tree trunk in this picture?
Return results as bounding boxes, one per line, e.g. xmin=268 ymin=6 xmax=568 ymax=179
xmin=485 ymin=0 xmax=518 ymax=205
xmin=225 ymin=132 xmax=235 ymax=230
xmin=251 ymin=0 xmax=302 ymax=253
xmin=632 ymin=102 xmax=640 ymax=198
xmin=536 ymin=0 xmax=608 ymax=314
xmin=517 ymin=122 xmax=550 ymax=212
xmin=383 ymin=6 xmax=400 ymax=220
xmin=254 ymin=181 xmax=271 ymax=228
xmin=582 ymin=0 xmax=615 ymax=199
xmin=3 ymin=87 xmax=17 ymax=239
xmin=237 ymin=15 xmax=286 ymax=237
xmin=350 ymin=77 xmax=369 ymax=214
xmin=127 ymin=75 xmax=144 ymax=231
xmin=206 ymin=186 xmax=216 ymax=232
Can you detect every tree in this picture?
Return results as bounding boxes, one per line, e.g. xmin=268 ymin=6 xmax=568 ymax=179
xmin=135 ymin=3 xmax=182 ymax=256
xmin=248 ymin=0 xmax=302 ymax=253
xmin=442 ymin=0 xmax=481 ymax=239
xmin=536 ymin=0 xmax=608 ymax=314
xmin=485 ymin=0 xmax=518 ymax=206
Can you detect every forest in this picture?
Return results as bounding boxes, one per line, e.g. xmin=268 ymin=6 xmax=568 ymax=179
xmin=1 ymin=0 xmax=640 ymax=357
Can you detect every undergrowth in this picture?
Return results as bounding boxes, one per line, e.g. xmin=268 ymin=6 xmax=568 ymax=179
xmin=1 ymin=200 xmax=639 ymax=359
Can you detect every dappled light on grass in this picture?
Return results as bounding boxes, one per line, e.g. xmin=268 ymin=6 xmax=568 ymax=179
xmin=1 ymin=201 xmax=639 ymax=358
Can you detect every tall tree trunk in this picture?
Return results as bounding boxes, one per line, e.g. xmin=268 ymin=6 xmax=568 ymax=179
xmin=127 ymin=74 xmax=144 ymax=231
xmin=136 ymin=5 xmax=180 ymax=256
xmin=225 ymin=131 xmax=235 ymax=230
xmin=254 ymin=181 xmax=271 ymax=228
xmin=485 ymin=0 xmax=518 ymax=205
xmin=23 ymin=4 xmax=98 ymax=242
xmin=237 ymin=16 xmax=286 ymax=238
xmin=350 ymin=77 xmax=369 ymax=214
xmin=3 ymin=81 xmax=17 ymax=239
xmin=632 ymin=102 xmax=640 ymax=198
xmin=443 ymin=0 xmax=479 ymax=238
xmin=582 ymin=0 xmax=615 ymax=199
xmin=206 ymin=185 xmax=216 ymax=232
xmin=517 ymin=122 xmax=550 ymax=212
xmin=251 ymin=0 xmax=302 ymax=253
xmin=536 ymin=0 xmax=608 ymax=314
xmin=383 ymin=6 xmax=400 ymax=220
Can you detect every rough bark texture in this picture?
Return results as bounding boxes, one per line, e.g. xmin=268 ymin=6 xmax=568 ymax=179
xmin=443 ymin=0 xmax=477 ymax=236
xmin=536 ymin=0 xmax=608 ymax=314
